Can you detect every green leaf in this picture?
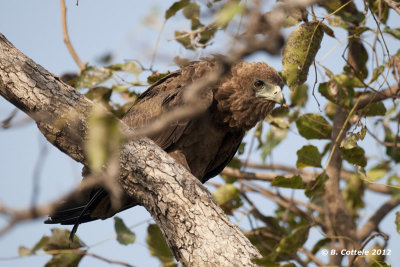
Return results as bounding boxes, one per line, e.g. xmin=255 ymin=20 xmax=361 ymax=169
xmin=321 ymin=22 xmax=335 ymax=37
xmin=296 ymin=145 xmax=322 ymax=169
xmin=212 ymin=184 xmax=242 ymax=214
xmin=18 ymin=246 xmax=33 ymax=257
xmin=290 ymin=84 xmax=308 ymax=107
xmin=369 ymin=65 xmax=385 ymax=84
xmin=361 ymin=102 xmax=386 ymax=116
xmin=165 ymin=0 xmax=190 ymax=19
xmin=19 ymin=229 xmax=84 ymax=267
xmin=305 ymin=173 xmax=328 ymax=199
xmin=109 ymin=62 xmax=142 ymax=77
xmin=75 ymin=66 xmax=113 ymax=90
xmin=85 ymin=86 xmax=112 ymax=103
xmin=296 ymin=113 xmax=332 ymax=140
xmin=319 ymin=1 xmax=365 ymax=24
xmin=86 ymin=105 xmax=122 ymax=173
xmin=114 ymin=217 xmax=136 ymax=245
xmin=343 ymin=174 xmax=365 ymax=219
xmin=345 ymin=39 xmax=369 ymax=79
xmin=174 ymin=31 xmax=194 ymax=50
xmin=340 ymin=145 xmax=367 ymax=167
xmin=311 ymin=238 xmax=331 ymax=254
xmin=261 ymin=126 xmax=287 ymax=161
xmin=366 ymin=169 xmax=387 ymax=181
xmin=388 ymin=175 xmax=400 ymax=197
xmin=146 ymin=224 xmax=176 ymax=266
xmin=384 ymin=128 xmax=400 ymax=163
xmin=271 ymin=175 xmax=305 ymax=189
xmin=276 ymin=225 xmax=310 ymax=254
xmin=44 ymin=229 xmax=84 ymax=267
xmin=334 ymin=74 xmax=364 ymax=88
xmin=282 ymin=21 xmax=324 ymax=89
xmin=44 ymin=229 xmax=83 ymax=250
xmin=147 ymin=71 xmax=171 ymax=84
xmin=45 ymin=254 xmax=84 ymax=267
xmin=183 ymin=2 xmax=201 ymax=29
xmin=396 ymin=211 xmax=400 ymax=234
xmin=216 ymin=2 xmax=244 ymax=28
xmin=383 ymin=26 xmax=400 ymax=39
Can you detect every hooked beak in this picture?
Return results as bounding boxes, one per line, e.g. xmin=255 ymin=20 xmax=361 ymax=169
xmin=256 ymin=85 xmax=284 ymax=107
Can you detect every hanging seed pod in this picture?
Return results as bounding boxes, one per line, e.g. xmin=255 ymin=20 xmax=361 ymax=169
xmin=282 ymin=21 xmax=325 ymax=90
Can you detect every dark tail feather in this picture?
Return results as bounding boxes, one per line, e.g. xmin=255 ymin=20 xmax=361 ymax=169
xmin=69 ymin=188 xmax=106 ymax=240
xmin=45 ymin=187 xmax=108 ymax=240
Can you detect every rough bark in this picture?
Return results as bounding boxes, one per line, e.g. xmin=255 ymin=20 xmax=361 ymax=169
xmin=0 ymin=33 xmax=261 ymax=266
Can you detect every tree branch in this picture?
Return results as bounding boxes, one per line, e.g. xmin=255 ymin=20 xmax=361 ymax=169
xmin=356 ymin=85 xmax=400 ymax=110
xmin=0 ymin=33 xmax=261 ymax=266
xmin=357 ymin=197 xmax=400 ymax=242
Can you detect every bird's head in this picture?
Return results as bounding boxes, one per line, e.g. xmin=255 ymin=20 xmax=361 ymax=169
xmin=234 ymin=61 xmax=284 ymax=106
xmin=215 ymin=61 xmax=285 ymax=130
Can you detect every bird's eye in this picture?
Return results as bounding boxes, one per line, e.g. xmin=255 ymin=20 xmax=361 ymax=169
xmin=253 ymin=80 xmax=264 ymax=89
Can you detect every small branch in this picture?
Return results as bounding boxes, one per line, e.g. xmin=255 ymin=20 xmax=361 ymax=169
xmin=0 ymin=170 xmax=110 ymax=236
xmin=348 ymin=232 xmax=389 ymax=267
xmin=366 ymin=126 xmax=400 ymax=148
xmin=232 ymin=163 xmax=391 ymax=194
xmin=241 ymin=181 xmax=326 ymax=226
xmin=60 ymin=0 xmax=86 ymax=70
xmin=298 ymin=247 xmax=325 ymax=267
xmin=1 ymin=108 xmax=17 ymax=129
xmin=383 ymin=0 xmax=400 ymax=15
xmin=357 ymin=197 xmax=400 ymax=241
xmin=356 ymin=85 xmax=400 ymax=110
xmin=44 ymin=249 xmax=134 ymax=267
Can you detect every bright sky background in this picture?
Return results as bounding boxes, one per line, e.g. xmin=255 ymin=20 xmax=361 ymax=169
xmin=0 ymin=1 xmax=399 ymax=267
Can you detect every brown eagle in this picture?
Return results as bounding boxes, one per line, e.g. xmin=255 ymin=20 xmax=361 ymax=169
xmin=45 ymin=58 xmax=284 ymax=236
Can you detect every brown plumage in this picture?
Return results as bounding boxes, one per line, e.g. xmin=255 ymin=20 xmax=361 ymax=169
xmin=45 ymin=58 xmax=284 ymax=237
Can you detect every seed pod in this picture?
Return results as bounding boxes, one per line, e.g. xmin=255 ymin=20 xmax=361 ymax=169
xmin=282 ymin=21 xmax=324 ymax=90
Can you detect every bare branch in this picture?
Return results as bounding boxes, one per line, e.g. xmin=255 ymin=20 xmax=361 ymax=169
xmin=356 ymin=85 xmax=400 ymax=110
xmin=349 ymin=232 xmax=389 ymax=267
xmin=60 ymin=0 xmax=86 ymax=70
xmin=44 ymin=249 xmax=134 ymax=267
xmin=357 ymin=197 xmax=400 ymax=242
xmin=383 ymin=0 xmax=400 ymax=15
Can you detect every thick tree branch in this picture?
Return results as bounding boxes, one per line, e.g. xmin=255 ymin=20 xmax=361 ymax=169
xmin=0 ymin=33 xmax=261 ymax=266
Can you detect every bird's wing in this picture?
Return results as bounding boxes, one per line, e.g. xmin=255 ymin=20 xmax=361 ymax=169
xmin=202 ymin=131 xmax=244 ymax=183
xmin=122 ymin=60 xmax=215 ymax=150
xmin=45 ymin=60 xmax=217 ymax=233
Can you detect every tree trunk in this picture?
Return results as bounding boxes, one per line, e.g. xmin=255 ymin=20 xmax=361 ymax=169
xmin=0 ymin=33 xmax=261 ymax=266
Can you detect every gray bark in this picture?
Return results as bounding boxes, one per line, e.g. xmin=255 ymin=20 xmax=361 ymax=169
xmin=0 ymin=33 xmax=261 ymax=266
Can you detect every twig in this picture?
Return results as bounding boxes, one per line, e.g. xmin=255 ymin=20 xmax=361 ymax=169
xmin=366 ymin=126 xmax=400 ymax=148
xmin=348 ymin=232 xmax=389 ymax=267
xmin=356 ymin=85 xmax=400 ymax=110
xmin=298 ymin=247 xmax=325 ymax=267
xmin=0 ymin=168 xmax=115 ymax=236
xmin=150 ymin=20 xmax=166 ymax=70
xmin=44 ymin=249 xmax=134 ymax=267
xmin=60 ymin=0 xmax=86 ymax=70
xmin=30 ymin=142 xmax=48 ymax=208
xmin=383 ymin=0 xmax=400 ymax=15
xmin=231 ymin=163 xmax=392 ymax=194
xmin=357 ymin=197 xmax=400 ymax=241
xmin=241 ymin=181 xmax=325 ymax=226
xmin=1 ymin=108 xmax=17 ymax=129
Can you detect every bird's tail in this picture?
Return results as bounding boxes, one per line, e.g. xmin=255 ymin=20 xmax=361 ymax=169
xmin=45 ymin=187 xmax=108 ymax=240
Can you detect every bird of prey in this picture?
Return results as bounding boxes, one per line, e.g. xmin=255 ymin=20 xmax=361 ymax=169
xmin=45 ymin=58 xmax=284 ymax=236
